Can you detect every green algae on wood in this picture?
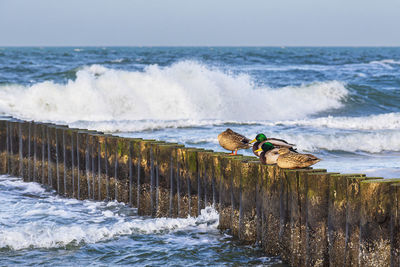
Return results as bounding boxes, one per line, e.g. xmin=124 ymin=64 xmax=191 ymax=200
xmin=155 ymin=144 xmax=181 ymax=217
xmin=197 ymin=150 xmax=215 ymax=210
xmin=328 ymin=174 xmax=353 ymax=266
xmin=279 ymin=169 xmax=295 ymax=263
xmin=262 ymin=165 xmax=282 ymax=256
xmin=305 ymin=172 xmax=332 ymax=267
xmin=217 ymin=154 xmax=237 ymax=231
xmin=344 ymin=176 xmax=383 ymax=266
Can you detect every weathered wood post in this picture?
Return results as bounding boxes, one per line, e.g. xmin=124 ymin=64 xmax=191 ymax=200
xmin=0 ymin=120 xmax=7 ymax=173
xmin=239 ymin=159 xmax=259 ymax=243
xmin=183 ymin=148 xmax=203 ymax=217
xmin=97 ymin=135 xmax=109 ymax=201
xmin=328 ymin=174 xmax=362 ymax=266
xmin=20 ymin=121 xmax=31 ymax=181
xmin=305 ymin=172 xmax=333 ymax=266
xmin=391 ymin=184 xmax=400 ymax=267
xmin=231 ymin=156 xmax=243 ymax=237
xmin=197 ymin=150 xmax=216 ymax=211
xmin=136 ymin=140 xmax=165 ymax=215
xmin=9 ymin=121 xmax=19 ymax=176
xmin=153 ymin=143 xmax=179 ymax=216
xmin=88 ymin=133 xmax=102 ymax=200
xmin=212 ymin=153 xmax=225 ymax=216
xmin=287 ymin=168 xmax=327 ymax=266
xmin=262 ymin=165 xmax=282 ymax=256
xmin=115 ymin=137 xmax=131 ymax=203
xmin=218 ymin=154 xmax=239 ymax=232
xmin=178 ymin=147 xmax=194 ymax=217
xmin=62 ymin=128 xmax=75 ymax=197
xmin=359 ymin=179 xmax=400 ymax=266
xmin=344 ymin=174 xmax=371 ymax=266
xmin=279 ymin=169 xmax=296 ymax=263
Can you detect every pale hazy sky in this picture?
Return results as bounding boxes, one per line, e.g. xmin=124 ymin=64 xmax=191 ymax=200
xmin=0 ymin=0 xmax=399 ymax=46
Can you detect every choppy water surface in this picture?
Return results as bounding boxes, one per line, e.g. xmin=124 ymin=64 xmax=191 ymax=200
xmin=0 ymin=47 xmax=399 ymax=178
xmin=0 ymin=175 xmax=284 ymax=266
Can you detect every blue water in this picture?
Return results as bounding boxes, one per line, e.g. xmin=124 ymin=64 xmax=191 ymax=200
xmin=0 ymin=175 xmax=284 ymax=266
xmin=0 ymin=47 xmax=399 ymax=265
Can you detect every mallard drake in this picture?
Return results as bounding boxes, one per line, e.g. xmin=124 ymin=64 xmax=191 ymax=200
xmin=276 ymin=147 xmax=321 ymax=169
xmin=251 ymin=133 xmax=296 ymax=157
xmin=254 ymin=142 xmax=280 ymax=165
xmin=218 ymin=128 xmax=251 ymax=155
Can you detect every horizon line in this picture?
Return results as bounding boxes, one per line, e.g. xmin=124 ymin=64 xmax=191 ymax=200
xmin=1 ymin=45 xmax=400 ymax=48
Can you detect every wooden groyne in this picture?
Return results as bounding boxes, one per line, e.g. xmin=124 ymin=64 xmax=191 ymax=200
xmin=0 ymin=118 xmax=399 ymax=266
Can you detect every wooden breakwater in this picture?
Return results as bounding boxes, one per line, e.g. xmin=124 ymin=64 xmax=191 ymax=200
xmin=0 ymin=118 xmax=399 ymax=266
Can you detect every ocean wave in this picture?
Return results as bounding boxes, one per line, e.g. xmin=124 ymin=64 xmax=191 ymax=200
xmin=0 ymin=198 xmax=218 ymax=250
xmin=0 ymin=175 xmax=219 ymax=250
xmin=68 ymin=112 xmax=400 ymax=133
xmin=175 ymin=130 xmax=400 ymax=153
xmin=272 ymin=113 xmax=400 ymax=130
xmin=0 ymin=61 xmax=348 ymax=123
xmin=278 ymin=130 xmax=400 ymax=153
xmin=70 ymin=119 xmax=232 ymax=133
xmin=369 ymin=59 xmax=400 ymax=68
xmin=0 ymin=177 xmax=47 ymax=194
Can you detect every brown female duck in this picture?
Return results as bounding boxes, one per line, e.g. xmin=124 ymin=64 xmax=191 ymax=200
xmin=218 ymin=128 xmax=251 ymax=155
xmin=276 ymin=147 xmax=321 ymax=169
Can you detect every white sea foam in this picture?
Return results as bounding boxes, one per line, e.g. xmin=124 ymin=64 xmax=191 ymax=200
xmin=272 ymin=113 xmax=400 ymax=130
xmin=23 ymin=206 xmax=71 ymax=218
xmin=71 ymin=119 xmax=229 ymax=133
xmin=0 ymin=177 xmax=47 ymax=194
xmin=110 ymin=58 xmax=124 ymax=63
xmin=369 ymin=59 xmax=400 ymax=68
xmin=278 ymin=130 xmax=400 ymax=153
xmin=0 ymin=204 xmax=219 ymax=250
xmin=0 ymin=175 xmax=219 ymax=250
xmin=0 ymin=61 xmax=348 ymax=123
xmin=264 ymin=113 xmax=400 ymax=152
xmin=165 ymin=129 xmax=400 ymax=154
xmin=76 ymin=112 xmax=400 ymax=133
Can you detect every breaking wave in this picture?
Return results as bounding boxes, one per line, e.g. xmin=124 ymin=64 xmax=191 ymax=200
xmin=272 ymin=112 xmax=400 ymax=130
xmin=0 ymin=61 xmax=348 ymax=123
xmin=0 ymin=176 xmax=219 ymax=250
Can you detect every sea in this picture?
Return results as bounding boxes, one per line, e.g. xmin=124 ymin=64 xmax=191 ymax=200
xmin=0 ymin=47 xmax=399 ymax=266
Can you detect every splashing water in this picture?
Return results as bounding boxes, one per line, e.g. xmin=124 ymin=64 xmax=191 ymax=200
xmin=0 ymin=62 xmax=348 ymax=122
xmin=0 ymin=175 xmax=284 ymax=266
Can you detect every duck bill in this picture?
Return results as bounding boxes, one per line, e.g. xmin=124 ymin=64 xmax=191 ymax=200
xmin=254 ymin=148 xmax=262 ymax=152
xmin=250 ymin=138 xmax=257 ymax=144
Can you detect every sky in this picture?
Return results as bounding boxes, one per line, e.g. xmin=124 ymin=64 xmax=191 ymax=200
xmin=0 ymin=0 xmax=399 ymax=46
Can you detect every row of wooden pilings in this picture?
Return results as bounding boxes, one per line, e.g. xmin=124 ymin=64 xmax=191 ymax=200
xmin=0 ymin=118 xmax=399 ymax=266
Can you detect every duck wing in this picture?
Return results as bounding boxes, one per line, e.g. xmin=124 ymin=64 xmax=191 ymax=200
xmin=232 ymin=131 xmax=251 ymax=147
xmin=218 ymin=129 xmax=251 ymax=150
xmin=267 ymin=138 xmax=295 ymax=148
xmin=289 ymin=153 xmax=320 ymax=163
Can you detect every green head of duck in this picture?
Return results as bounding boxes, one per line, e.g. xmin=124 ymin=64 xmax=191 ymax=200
xmin=254 ymin=142 xmax=274 ymax=153
xmin=262 ymin=142 xmax=274 ymax=152
xmin=251 ymin=133 xmax=267 ymax=143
